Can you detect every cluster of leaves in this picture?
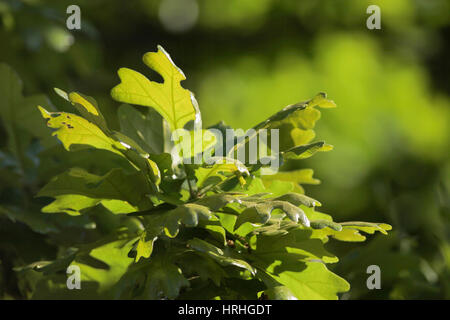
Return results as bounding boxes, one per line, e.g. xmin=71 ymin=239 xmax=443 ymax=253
xmin=5 ymin=47 xmax=390 ymax=299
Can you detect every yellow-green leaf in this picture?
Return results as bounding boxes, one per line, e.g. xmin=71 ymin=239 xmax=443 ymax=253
xmin=135 ymin=231 xmax=156 ymax=262
xmin=282 ymin=141 xmax=333 ymax=160
xmin=111 ymin=45 xmax=199 ymax=132
xmin=38 ymin=106 xmax=125 ymax=156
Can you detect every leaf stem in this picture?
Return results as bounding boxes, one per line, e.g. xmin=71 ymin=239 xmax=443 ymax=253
xmin=182 ymin=163 xmax=196 ymax=199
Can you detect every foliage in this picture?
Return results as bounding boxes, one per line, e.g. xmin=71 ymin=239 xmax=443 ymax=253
xmin=2 ymin=47 xmax=391 ymax=300
xmin=0 ymin=0 xmax=448 ymax=301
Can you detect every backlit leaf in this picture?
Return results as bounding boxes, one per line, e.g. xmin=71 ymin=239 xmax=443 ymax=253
xmin=38 ymin=106 xmax=125 ymax=156
xmin=111 ymin=45 xmax=199 ymax=131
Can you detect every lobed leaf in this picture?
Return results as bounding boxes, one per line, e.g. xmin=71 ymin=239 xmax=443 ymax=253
xmin=38 ymin=106 xmax=125 ymax=156
xmin=111 ymin=45 xmax=199 ymax=132
xmin=234 ymin=200 xmax=310 ymax=230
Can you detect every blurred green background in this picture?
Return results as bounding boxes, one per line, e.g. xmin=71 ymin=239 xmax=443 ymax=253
xmin=0 ymin=0 xmax=449 ymax=299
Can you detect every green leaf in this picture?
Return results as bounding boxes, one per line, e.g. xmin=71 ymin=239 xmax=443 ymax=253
xmin=143 ymin=257 xmax=190 ymax=299
xmin=238 ymin=92 xmax=336 ymax=153
xmin=194 ymin=193 xmax=242 ymax=211
xmin=38 ymin=106 xmax=125 ymax=156
xmin=249 ymin=228 xmax=348 ymax=299
xmin=37 ymin=167 xmax=152 ymax=209
xmin=134 ymin=231 xmax=156 ymax=262
xmin=282 ymin=141 xmax=333 ymax=160
xmin=164 ymin=204 xmax=212 ymax=237
xmin=310 ymin=220 xmax=343 ymax=231
xmin=253 ymin=228 xmax=338 ymax=264
xmin=173 ymin=128 xmax=217 ymax=160
xmin=32 ymin=238 xmax=136 ymax=299
xmin=41 ymin=194 xmax=100 ymax=216
xmin=312 ymin=221 xmax=392 ymax=242
xmin=339 ymin=222 xmax=392 ymax=235
xmin=263 ymin=286 xmax=298 ymax=300
xmin=306 ymin=92 xmax=337 ymax=109
xmin=250 ymin=223 xmax=291 ymax=237
xmin=39 ymin=101 xmax=160 ymax=187
xmin=41 ymin=193 xmax=138 ymax=216
xmin=262 ymin=168 xmax=320 ymax=186
xmin=74 ymin=239 xmax=136 ymax=294
xmin=101 ymin=199 xmax=139 ymax=214
xmin=188 ymin=238 xmax=255 ymax=275
xmin=15 ymin=252 xmax=76 ymax=276
xmin=143 ymin=203 xmax=212 ymax=238
xmin=67 ymin=90 xmax=109 ymax=133
xmin=41 ymin=94 xmax=161 ymax=188
xmin=199 ymin=217 xmax=227 ymax=246
xmin=252 ymin=101 xmax=313 ymax=132
xmin=301 ymin=206 xmax=333 ymax=221
xmin=273 ymin=193 xmax=321 ymax=207
xmin=264 ymin=261 xmax=349 ymax=300
xmin=259 ymin=92 xmax=335 ymax=131
xmin=118 ymin=104 xmax=165 ymax=154
xmin=111 ymin=45 xmax=199 ymax=131
xmin=176 ymin=252 xmax=226 ymax=286
xmin=244 ymin=177 xmax=296 ymax=198
xmin=195 ymin=158 xmax=249 ymax=189
xmin=234 ymin=200 xmax=310 ymax=230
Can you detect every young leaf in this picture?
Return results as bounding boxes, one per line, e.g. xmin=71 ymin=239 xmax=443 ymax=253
xmin=38 ymin=106 xmax=125 ymax=156
xmin=234 ymin=200 xmax=310 ymax=230
xmin=231 ymin=92 xmax=335 ymax=155
xmin=339 ymin=222 xmax=392 ymax=235
xmin=142 ymin=203 xmax=213 ymax=238
xmin=312 ymin=221 xmax=392 ymax=242
xmin=111 ymin=45 xmax=200 ymax=132
xmin=282 ymin=141 xmax=333 ymax=160
xmin=194 ymin=193 xmax=241 ymax=211
xmin=309 ymin=220 xmax=343 ymax=231
xmin=134 ymin=231 xmax=156 ymax=262
xmin=67 ymin=90 xmax=109 ymax=133
xmin=273 ymin=193 xmax=322 ymax=207
xmin=306 ymin=92 xmax=337 ymax=109
xmin=41 ymin=194 xmax=100 ymax=216
xmin=262 ymin=168 xmax=320 ymax=186
xmin=195 ymin=158 xmax=249 ymax=189
xmin=165 ymin=203 xmax=213 ymax=237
